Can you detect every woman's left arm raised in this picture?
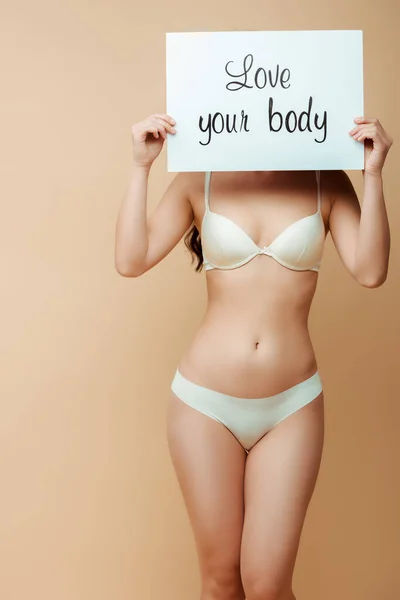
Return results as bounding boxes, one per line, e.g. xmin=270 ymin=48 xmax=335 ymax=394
xmin=328 ymin=116 xmax=393 ymax=288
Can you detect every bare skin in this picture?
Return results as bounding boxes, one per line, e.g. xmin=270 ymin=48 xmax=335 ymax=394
xmin=114 ymin=113 xmax=392 ymax=600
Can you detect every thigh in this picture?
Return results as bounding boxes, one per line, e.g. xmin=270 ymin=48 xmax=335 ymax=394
xmin=240 ymin=391 xmax=325 ymax=596
xmin=167 ymin=391 xmax=247 ymax=584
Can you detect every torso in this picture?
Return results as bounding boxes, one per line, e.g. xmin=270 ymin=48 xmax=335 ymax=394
xmin=176 ymin=170 xmax=332 ymax=398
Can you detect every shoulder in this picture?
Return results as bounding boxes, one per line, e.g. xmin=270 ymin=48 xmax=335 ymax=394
xmin=169 ymin=171 xmax=205 ymax=198
xmin=320 ymin=170 xmax=359 ymax=207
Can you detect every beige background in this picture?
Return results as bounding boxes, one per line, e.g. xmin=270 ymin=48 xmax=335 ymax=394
xmin=1 ymin=1 xmax=399 ymax=599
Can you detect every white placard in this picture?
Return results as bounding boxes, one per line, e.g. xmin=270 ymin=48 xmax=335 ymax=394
xmin=166 ymin=30 xmax=364 ymax=171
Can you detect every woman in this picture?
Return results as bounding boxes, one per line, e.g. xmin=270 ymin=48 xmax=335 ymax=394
xmin=114 ymin=113 xmax=392 ymax=600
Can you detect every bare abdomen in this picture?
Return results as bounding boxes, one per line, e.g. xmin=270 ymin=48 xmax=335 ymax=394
xmin=177 ymin=305 xmax=318 ymax=398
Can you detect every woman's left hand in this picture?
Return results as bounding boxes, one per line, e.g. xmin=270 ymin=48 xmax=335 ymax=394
xmin=349 ymin=117 xmax=393 ymax=175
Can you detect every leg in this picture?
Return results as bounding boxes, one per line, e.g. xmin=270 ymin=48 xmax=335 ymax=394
xmin=240 ymin=391 xmax=325 ymax=600
xmin=167 ymin=391 xmax=247 ymax=600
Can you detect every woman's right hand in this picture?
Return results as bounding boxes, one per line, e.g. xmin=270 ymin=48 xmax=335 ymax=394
xmin=131 ymin=113 xmax=176 ymax=169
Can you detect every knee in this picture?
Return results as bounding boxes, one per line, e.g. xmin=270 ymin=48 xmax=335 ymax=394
xmin=242 ymin=571 xmax=294 ymax=600
xmin=201 ymin=558 xmax=244 ymax=600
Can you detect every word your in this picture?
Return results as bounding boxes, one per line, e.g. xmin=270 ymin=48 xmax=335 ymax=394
xmin=198 ymin=110 xmax=250 ymax=146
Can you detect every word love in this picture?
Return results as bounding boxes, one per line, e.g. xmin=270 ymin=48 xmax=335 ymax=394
xmin=198 ymin=96 xmax=327 ymax=145
xmin=224 ymin=53 xmax=291 ymax=91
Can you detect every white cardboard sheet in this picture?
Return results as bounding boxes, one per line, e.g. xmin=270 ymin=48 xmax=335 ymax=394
xmin=166 ymin=30 xmax=364 ymax=171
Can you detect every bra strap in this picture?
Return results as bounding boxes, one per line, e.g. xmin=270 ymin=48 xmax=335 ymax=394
xmin=204 ymin=171 xmax=211 ymax=212
xmin=316 ymin=170 xmax=321 ymax=212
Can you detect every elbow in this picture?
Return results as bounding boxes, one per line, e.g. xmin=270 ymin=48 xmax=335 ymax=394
xmin=114 ymin=244 xmax=148 ymax=277
xmin=114 ymin=260 xmax=145 ymax=278
xmin=353 ymin=258 xmax=389 ymax=289
xmin=358 ymin=272 xmax=388 ymax=288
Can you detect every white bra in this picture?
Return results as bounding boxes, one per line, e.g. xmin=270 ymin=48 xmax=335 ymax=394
xmin=201 ymin=171 xmax=326 ymax=273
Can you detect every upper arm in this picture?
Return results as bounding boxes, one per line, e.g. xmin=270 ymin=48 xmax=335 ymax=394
xmin=139 ymin=172 xmax=194 ymax=274
xmin=327 ymin=170 xmax=361 ymax=277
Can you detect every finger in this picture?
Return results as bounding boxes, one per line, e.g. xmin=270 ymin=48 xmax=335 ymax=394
xmin=356 ymin=119 xmax=394 ymax=147
xmin=152 ymin=125 xmax=167 ymax=141
xmin=150 ymin=116 xmax=176 ymax=134
xmin=142 ymin=125 xmax=160 ymax=139
xmin=151 ymin=113 xmax=176 ymax=125
xmin=145 ymin=119 xmax=168 ymax=140
xmin=149 ymin=115 xmax=176 ymax=137
xmin=153 ymin=121 xmax=170 ymax=141
xmin=132 ymin=123 xmax=159 ymax=141
xmin=354 ymin=129 xmax=382 ymax=142
xmin=133 ymin=119 xmax=171 ymax=142
xmin=354 ymin=116 xmax=379 ymax=126
xmin=353 ymin=129 xmax=373 ymax=140
xmin=350 ymin=125 xmax=376 ymax=138
xmin=350 ymin=122 xmax=376 ymax=131
xmin=151 ymin=113 xmax=176 ymax=126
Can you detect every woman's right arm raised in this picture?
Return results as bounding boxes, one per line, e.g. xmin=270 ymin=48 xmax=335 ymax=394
xmin=114 ymin=114 xmax=194 ymax=277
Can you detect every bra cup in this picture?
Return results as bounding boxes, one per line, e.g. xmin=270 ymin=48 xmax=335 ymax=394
xmin=268 ymin=214 xmax=325 ymax=268
xmin=202 ymin=213 xmax=258 ymax=267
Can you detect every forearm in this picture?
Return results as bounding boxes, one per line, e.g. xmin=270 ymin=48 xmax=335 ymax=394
xmin=354 ymin=171 xmax=391 ymax=286
xmin=114 ymin=164 xmax=151 ymax=275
